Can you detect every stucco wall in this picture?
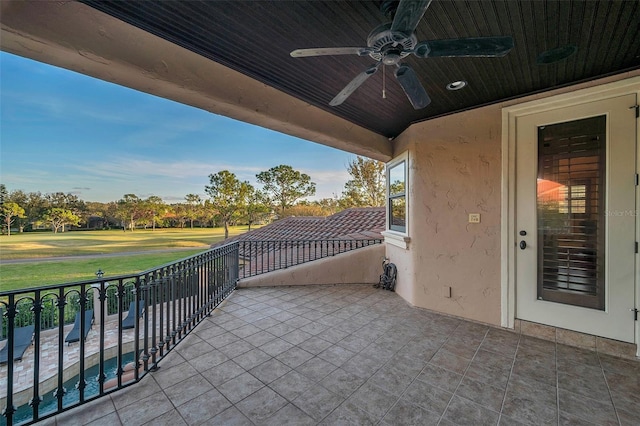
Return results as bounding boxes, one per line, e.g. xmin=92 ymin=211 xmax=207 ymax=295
xmin=388 ymin=71 xmax=640 ymax=327
xmin=238 ymin=244 xmax=385 ymax=288
xmin=389 ymin=105 xmax=503 ymax=325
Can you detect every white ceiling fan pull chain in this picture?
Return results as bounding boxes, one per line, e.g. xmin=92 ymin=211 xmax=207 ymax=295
xmin=382 ymin=64 xmax=387 ymax=99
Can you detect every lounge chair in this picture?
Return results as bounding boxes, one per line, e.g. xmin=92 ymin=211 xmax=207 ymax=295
xmin=122 ymin=301 xmax=144 ymax=329
xmin=0 ymin=325 xmax=35 ymax=364
xmin=65 ymin=310 xmax=94 ymax=344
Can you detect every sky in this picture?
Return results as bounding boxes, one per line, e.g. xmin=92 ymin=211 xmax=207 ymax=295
xmin=0 ymin=52 xmax=357 ymax=203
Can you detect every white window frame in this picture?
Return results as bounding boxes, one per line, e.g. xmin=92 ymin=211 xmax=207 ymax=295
xmin=382 ymin=151 xmax=411 ymax=249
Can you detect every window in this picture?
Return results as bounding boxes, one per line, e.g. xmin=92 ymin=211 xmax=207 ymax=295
xmin=388 ymin=159 xmax=406 ymax=233
xmin=558 ymin=184 xmax=587 ymax=214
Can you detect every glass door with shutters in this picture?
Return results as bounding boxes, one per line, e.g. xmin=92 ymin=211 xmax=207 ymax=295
xmin=537 ymin=116 xmax=606 ymax=310
xmin=515 ymin=94 xmax=636 ymax=343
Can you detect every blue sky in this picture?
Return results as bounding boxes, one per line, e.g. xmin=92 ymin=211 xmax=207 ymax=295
xmin=0 ymin=52 xmax=356 ymax=203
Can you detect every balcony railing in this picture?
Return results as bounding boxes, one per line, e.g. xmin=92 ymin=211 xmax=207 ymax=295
xmin=237 ymin=238 xmax=382 ymax=278
xmin=0 ymin=237 xmax=381 ymax=425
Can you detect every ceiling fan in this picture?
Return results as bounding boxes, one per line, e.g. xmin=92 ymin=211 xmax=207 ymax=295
xmin=290 ymin=0 xmax=514 ymax=109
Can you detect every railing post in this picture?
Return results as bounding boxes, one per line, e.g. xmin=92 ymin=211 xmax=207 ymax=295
xmin=54 ymin=288 xmax=67 ymax=412
xmin=92 ymin=283 xmax=102 ymax=326
xmin=2 ymin=295 xmax=17 ymax=426
xmin=144 ymin=271 xmax=162 ymax=371
xmin=133 ymin=277 xmax=142 ymax=381
xmin=176 ymin=262 xmax=183 ymax=340
xmin=30 ymin=291 xmax=43 ymax=422
xmin=97 ymin=281 xmax=107 ymax=394
xmin=234 ymin=242 xmax=240 ymax=287
xmin=170 ymin=264 xmax=177 ymax=347
xmin=77 ymin=285 xmax=88 ymax=404
xmin=166 ymin=266 xmax=172 ymax=348
xmin=116 ymin=279 xmax=125 ymax=389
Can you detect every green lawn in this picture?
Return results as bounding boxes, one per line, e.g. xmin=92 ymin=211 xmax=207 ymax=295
xmin=0 ymin=250 xmax=206 ymax=292
xmin=0 ymin=226 xmax=253 ymax=292
xmin=0 ymin=227 xmax=250 ymax=259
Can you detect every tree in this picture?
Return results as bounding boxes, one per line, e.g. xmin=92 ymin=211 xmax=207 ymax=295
xmin=314 ymin=197 xmax=342 ymax=215
xmin=1 ymin=202 xmax=25 ymax=236
xmin=5 ymin=190 xmax=29 ymax=232
xmin=0 ymin=184 xmax=7 ymax=233
xmin=205 ymin=170 xmax=244 ymax=239
xmin=341 ymin=156 xmax=385 ymax=208
xmin=84 ymin=201 xmax=113 ymax=229
xmin=171 ymin=204 xmax=189 ymax=229
xmin=0 ymin=184 xmax=7 ymax=205
xmin=281 ymin=203 xmax=325 ymax=218
xmin=102 ymin=201 xmax=120 ymax=229
xmin=184 ymin=194 xmax=202 ymax=229
xmin=241 ymin=183 xmax=270 ymax=231
xmin=256 ymin=165 xmax=316 ymax=216
xmin=117 ymin=194 xmax=143 ymax=230
xmin=42 ymin=207 xmax=80 ymax=233
xmin=22 ymin=191 xmax=48 ymax=231
xmin=144 ymin=196 xmax=167 ymax=230
xmin=45 ymin=192 xmax=87 ymax=223
xmin=202 ymin=199 xmax=218 ymax=227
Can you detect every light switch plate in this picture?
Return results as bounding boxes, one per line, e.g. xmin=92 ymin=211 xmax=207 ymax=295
xmin=469 ymin=213 xmax=481 ymax=223
xmin=442 ymin=286 xmax=451 ymax=298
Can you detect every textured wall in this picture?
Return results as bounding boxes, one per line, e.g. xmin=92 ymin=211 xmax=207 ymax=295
xmin=387 ymin=71 xmax=640 ymax=326
xmin=238 ymin=244 xmax=385 ymax=288
xmin=388 ymin=104 xmax=503 ymax=325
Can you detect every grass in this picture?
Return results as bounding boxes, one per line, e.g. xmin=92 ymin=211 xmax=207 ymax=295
xmin=0 ymin=226 xmax=250 ymax=259
xmin=0 ymin=250 xmax=206 ymax=292
xmin=0 ymin=226 xmax=255 ymax=292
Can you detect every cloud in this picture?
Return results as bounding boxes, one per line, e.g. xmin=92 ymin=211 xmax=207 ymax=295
xmin=71 ymin=156 xmax=264 ymax=180
xmin=1 ymin=52 xmax=356 ymax=204
xmin=303 ymin=168 xmax=350 ymax=184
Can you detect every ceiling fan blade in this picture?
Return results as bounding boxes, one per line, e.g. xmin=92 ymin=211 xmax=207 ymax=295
xmin=391 ymin=0 xmax=432 ymax=36
xmin=290 ymin=47 xmax=369 ymax=58
xmin=395 ymin=64 xmax=431 ymax=109
xmin=413 ymin=36 xmax=514 ymax=58
xmin=329 ymin=64 xmax=380 ymax=106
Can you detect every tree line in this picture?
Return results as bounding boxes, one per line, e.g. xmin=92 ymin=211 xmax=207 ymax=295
xmin=0 ymin=158 xmax=385 ymax=238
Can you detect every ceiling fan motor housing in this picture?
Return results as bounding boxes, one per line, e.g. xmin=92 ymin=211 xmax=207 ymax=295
xmin=367 ymin=23 xmax=417 ymax=65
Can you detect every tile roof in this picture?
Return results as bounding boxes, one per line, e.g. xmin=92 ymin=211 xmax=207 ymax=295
xmin=212 ymin=207 xmax=385 ymax=278
xmin=215 ymin=207 xmax=385 ymax=247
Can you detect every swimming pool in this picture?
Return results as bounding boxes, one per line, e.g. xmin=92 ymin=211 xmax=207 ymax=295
xmin=6 ymin=352 xmax=134 ymax=426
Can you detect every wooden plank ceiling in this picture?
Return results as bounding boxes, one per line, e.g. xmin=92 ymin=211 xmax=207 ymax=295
xmin=81 ymin=0 xmax=640 ymax=138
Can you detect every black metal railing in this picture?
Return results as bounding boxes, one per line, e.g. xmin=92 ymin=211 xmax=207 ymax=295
xmin=0 ymin=243 xmax=238 ymax=426
xmin=0 ymin=237 xmax=380 ymax=425
xmin=237 ymin=238 xmax=382 ymax=278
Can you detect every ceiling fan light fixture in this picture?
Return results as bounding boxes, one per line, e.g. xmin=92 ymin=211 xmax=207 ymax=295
xmin=446 ymin=80 xmax=467 ymax=91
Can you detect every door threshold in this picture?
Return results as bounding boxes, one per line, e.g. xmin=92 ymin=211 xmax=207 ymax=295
xmin=514 ymin=319 xmax=639 ymax=361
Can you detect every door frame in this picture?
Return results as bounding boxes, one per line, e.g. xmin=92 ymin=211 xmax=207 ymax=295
xmin=501 ymin=76 xmax=640 ymax=354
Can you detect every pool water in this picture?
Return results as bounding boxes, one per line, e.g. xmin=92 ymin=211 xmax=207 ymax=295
xmin=6 ymin=352 xmax=134 ymax=426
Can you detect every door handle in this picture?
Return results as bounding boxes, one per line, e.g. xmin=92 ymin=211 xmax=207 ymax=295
xmin=519 ymin=240 xmax=527 ymax=250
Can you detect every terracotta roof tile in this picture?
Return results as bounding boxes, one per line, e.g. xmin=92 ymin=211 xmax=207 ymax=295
xmin=214 ymin=207 xmax=385 ymax=247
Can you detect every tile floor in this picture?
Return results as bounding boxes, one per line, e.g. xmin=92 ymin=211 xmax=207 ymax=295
xmin=37 ymin=284 xmax=639 ymax=425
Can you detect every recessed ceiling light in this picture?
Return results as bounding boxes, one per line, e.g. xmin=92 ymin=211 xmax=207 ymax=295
xmin=536 ymin=45 xmax=577 ymax=65
xmin=446 ymin=80 xmax=467 ymax=91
